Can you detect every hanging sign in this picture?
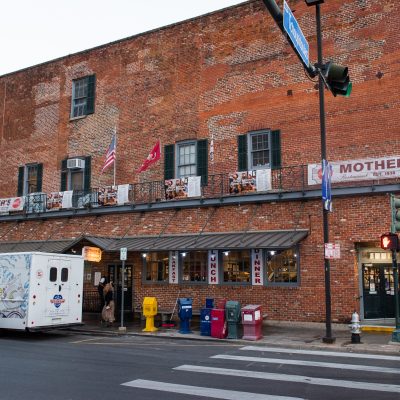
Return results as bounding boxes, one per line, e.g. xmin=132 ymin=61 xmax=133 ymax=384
xmin=252 ymin=249 xmax=264 ymax=285
xmin=208 ymin=250 xmax=219 ymax=284
xmin=82 ymin=246 xmax=102 ymax=262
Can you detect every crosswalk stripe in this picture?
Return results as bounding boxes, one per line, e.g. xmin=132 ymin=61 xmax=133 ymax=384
xmin=240 ymin=346 xmax=400 ymax=361
xmin=121 ymin=379 xmax=306 ymax=400
xmin=211 ymin=354 xmax=400 ymax=374
xmin=174 ymin=365 xmax=400 ymax=394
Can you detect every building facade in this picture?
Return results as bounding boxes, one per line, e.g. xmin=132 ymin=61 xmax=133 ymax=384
xmin=0 ymin=0 xmax=399 ymax=324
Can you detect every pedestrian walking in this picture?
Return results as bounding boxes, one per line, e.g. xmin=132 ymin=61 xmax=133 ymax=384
xmin=101 ymin=282 xmax=115 ymax=327
xmin=97 ymin=276 xmax=107 ymax=312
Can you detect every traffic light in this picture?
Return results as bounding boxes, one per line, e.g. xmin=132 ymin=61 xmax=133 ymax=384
xmin=391 ymin=194 xmax=400 ymax=233
xmin=380 ymin=233 xmax=399 ymax=251
xmin=322 ymin=62 xmax=352 ymax=97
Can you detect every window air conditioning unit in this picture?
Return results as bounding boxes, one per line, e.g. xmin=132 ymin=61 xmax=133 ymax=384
xmin=67 ymin=158 xmax=85 ymax=169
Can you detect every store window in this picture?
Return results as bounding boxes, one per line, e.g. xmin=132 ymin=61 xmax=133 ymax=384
xmin=143 ymin=252 xmax=169 ymax=283
xmin=180 ymin=251 xmax=208 ymax=283
xmin=267 ymin=247 xmax=299 ymax=285
xmin=221 ymin=250 xmax=251 ymax=284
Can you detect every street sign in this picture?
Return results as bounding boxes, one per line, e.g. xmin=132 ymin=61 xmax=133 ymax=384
xmin=283 ymin=0 xmax=309 ymax=67
xmin=120 ymin=247 xmax=127 ymax=261
xmin=322 ymin=159 xmax=332 ymax=212
xmin=324 ymin=243 xmax=340 ymax=259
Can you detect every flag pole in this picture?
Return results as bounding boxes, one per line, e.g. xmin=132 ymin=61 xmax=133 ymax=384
xmin=113 ymin=127 xmax=117 ymax=187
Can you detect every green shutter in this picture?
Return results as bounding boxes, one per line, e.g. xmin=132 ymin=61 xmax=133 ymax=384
xmin=60 ymin=159 xmax=67 ymax=191
xmin=270 ymin=130 xmax=281 ymax=170
xmin=238 ymin=134 xmax=248 ymax=171
xmin=17 ymin=166 xmax=24 ymax=196
xmin=164 ymin=144 xmax=175 ymax=180
xmin=197 ymin=139 xmax=208 ymax=186
xmin=37 ymin=163 xmax=43 ymax=192
xmin=86 ymin=75 xmax=96 ymax=115
xmin=84 ymin=156 xmax=91 ymax=190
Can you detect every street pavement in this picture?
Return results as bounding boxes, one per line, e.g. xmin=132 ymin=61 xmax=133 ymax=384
xmin=66 ymin=314 xmax=400 ymax=355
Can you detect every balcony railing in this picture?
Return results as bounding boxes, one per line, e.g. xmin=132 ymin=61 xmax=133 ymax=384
xmin=5 ymin=164 xmax=399 ymax=217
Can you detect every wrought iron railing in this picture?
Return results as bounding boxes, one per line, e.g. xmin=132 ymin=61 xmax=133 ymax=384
xmin=14 ymin=164 xmax=400 ymax=216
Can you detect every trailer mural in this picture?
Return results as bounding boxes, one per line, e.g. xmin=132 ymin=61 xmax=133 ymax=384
xmin=0 ymin=254 xmax=30 ymax=319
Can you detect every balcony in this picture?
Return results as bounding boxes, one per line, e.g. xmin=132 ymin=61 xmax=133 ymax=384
xmin=1 ymin=165 xmax=398 ymax=221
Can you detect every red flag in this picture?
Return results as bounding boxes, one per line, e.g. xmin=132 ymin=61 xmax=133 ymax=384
xmin=137 ymin=140 xmax=161 ymax=173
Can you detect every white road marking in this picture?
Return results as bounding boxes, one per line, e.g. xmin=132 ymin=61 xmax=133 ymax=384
xmin=174 ymin=365 xmax=400 ymax=394
xmin=240 ymin=346 xmax=400 ymax=361
xmin=121 ymin=379 xmax=306 ymax=400
xmin=211 ymin=354 xmax=400 ymax=374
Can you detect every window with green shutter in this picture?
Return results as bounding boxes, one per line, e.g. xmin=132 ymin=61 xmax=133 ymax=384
xmin=71 ymin=75 xmax=96 ymax=118
xmin=238 ymin=130 xmax=281 ymax=171
xmin=164 ymin=144 xmax=175 ymax=180
xmin=17 ymin=163 xmax=43 ymax=196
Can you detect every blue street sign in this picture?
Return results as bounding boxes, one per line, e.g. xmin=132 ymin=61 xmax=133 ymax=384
xmin=283 ymin=0 xmax=309 ymax=67
xmin=322 ymin=159 xmax=332 ymax=212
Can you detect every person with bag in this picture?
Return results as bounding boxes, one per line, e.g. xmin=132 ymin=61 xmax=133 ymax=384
xmin=101 ymin=282 xmax=115 ymax=327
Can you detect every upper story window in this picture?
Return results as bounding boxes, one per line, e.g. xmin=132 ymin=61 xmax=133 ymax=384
xmin=60 ymin=157 xmax=91 ymax=191
xmin=71 ymin=75 xmax=96 ymax=118
xmin=17 ymin=163 xmax=43 ymax=196
xmin=177 ymin=142 xmax=197 ymax=178
xmin=238 ymin=129 xmax=281 ymax=171
xmin=164 ymin=139 xmax=208 ymax=185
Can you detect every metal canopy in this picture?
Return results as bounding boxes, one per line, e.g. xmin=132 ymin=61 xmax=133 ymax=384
xmin=0 ymin=230 xmax=308 ymax=254
xmin=111 ymin=230 xmax=309 ymax=251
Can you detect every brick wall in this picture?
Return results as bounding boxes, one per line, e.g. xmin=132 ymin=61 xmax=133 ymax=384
xmin=0 ymin=0 xmax=399 ymax=323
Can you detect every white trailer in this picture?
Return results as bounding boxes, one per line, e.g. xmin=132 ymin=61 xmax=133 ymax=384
xmin=0 ymin=252 xmax=84 ymax=331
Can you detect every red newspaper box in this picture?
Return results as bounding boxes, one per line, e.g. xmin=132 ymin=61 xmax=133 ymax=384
xmin=211 ymin=308 xmax=227 ymax=339
xmin=241 ymin=304 xmax=262 ymax=340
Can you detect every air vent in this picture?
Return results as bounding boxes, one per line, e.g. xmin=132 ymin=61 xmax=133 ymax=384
xmin=67 ymin=158 xmax=85 ymax=169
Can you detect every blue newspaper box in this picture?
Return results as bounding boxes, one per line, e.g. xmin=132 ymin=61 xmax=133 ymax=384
xmin=200 ymin=308 xmax=212 ymax=336
xmin=205 ymin=298 xmax=214 ymax=309
xmin=178 ymin=298 xmax=192 ymax=334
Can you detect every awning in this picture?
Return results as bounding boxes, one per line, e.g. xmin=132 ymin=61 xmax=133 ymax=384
xmin=0 ymin=230 xmax=308 ymax=254
xmin=110 ymin=230 xmax=309 ymax=251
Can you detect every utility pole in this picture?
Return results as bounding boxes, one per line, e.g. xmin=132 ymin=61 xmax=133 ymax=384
xmin=261 ymin=0 xmax=351 ymax=343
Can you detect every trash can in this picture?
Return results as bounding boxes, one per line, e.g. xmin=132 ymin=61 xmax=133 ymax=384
xmin=178 ymin=298 xmax=192 ymax=334
xmin=241 ymin=304 xmax=262 ymax=340
xmin=226 ymin=300 xmax=241 ymax=339
xmin=200 ymin=307 xmax=212 ymax=336
xmin=142 ymin=297 xmax=158 ymax=332
xmin=211 ymin=308 xmax=227 ymax=339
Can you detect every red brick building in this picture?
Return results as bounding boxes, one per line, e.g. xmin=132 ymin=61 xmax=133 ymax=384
xmin=0 ymin=0 xmax=399 ymax=324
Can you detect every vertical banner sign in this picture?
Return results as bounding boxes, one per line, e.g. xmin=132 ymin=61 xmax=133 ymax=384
xmin=169 ymin=251 xmax=178 ymax=284
xmin=208 ymin=250 xmax=219 ymax=284
xmin=252 ymin=249 xmax=264 ymax=285
xmin=322 ymin=159 xmax=333 ymax=212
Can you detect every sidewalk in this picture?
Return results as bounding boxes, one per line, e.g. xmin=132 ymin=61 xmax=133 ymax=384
xmin=66 ymin=316 xmax=400 ymax=356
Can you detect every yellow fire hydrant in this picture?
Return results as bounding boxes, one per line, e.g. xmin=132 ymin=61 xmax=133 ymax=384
xmin=142 ymin=297 xmax=158 ymax=332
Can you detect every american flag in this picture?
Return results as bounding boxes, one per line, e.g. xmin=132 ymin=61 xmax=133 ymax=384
xmin=101 ymin=134 xmax=116 ymax=173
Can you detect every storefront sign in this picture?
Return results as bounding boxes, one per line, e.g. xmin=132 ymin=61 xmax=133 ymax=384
xmin=169 ymin=251 xmax=178 ymax=284
xmin=82 ymin=246 xmax=102 ymax=262
xmin=208 ymin=250 xmax=219 ymax=284
xmin=229 ymin=170 xmax=272 ymax=194
xmin=324 ymin=243 xmax=341 ymax=260
xmin=252 ymin=249 xmax=264 ymax=285
xmin=0 ymin=196 xmax=25 ymax=214
xmin=308 ymin=156 xmax=400 ymax=185
xmin=165 ymin=177 xmax=201 ymax=200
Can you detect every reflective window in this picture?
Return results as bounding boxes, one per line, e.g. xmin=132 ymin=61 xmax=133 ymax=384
xmin=143 ymin=252 xmax=169 ymax=282
xmin=267 ymin=248 xmax=298 ymax=285
xmin=61 ymin=268 xmax=69 ymax=282
xmin=49 ymin=267 xmax=57 ymax=282
xmin=181 ymin=251 xmax=208 ymax=283
xmin=222 ymin=250 xmax=251 ymax=283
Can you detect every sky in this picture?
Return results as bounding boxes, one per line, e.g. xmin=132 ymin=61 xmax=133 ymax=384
xmin=0 ymin=0 xmax=247 ymax=76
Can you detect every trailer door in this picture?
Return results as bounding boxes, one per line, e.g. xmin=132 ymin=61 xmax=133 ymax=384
xmin=46 ymin=259 xmax=71 ymax=317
